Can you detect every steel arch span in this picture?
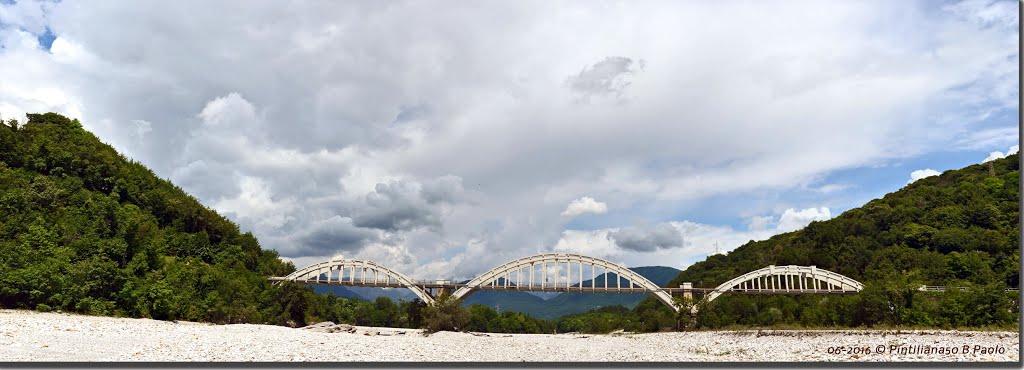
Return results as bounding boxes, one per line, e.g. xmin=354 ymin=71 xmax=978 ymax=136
xmin=280 ymin=258 xmax=434 ymax=304
xmin=703 ymin=265 xmax=863 ymax=304
xmin=452 ymin=253 xmax=678 ymax=312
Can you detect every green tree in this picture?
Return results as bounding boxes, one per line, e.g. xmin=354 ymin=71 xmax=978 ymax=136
xmin=422 ymin=292 xmax=469 ymax=333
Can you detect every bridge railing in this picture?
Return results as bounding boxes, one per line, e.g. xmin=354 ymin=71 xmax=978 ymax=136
xmin=278 ymin=276 xmax=663 ymax=291
xmin=275 ymin=276 xmax=869 ymax=295
xmin=917 ymin=285 xmax=1020 ymax=292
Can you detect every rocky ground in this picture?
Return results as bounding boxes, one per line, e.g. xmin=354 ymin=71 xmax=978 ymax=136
xmin=0 ymin=309 xmax=1018 ymax=362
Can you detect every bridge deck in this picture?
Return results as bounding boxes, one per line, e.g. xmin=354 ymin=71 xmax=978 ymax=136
xmin=271 ymin=278 xmax=861 ymax=294
xmin=271 ymin=257 xmax=1019 ymax=314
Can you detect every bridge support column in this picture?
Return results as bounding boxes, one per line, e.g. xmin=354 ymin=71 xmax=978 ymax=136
xmin=542 ymin=263 xmax=547 ymax=289
xmin=681 ymin=282 xmax=693 ymax=300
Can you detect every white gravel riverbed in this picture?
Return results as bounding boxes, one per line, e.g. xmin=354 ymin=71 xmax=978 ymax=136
xmin=0 ymin=309 xmax=1018 ymax=362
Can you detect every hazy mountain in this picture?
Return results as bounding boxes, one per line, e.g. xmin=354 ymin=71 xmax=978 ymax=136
xmin=307 ymin=265 xmax=683 ymax=319
xmin=459 ymin=266 xmax=681 ymax=319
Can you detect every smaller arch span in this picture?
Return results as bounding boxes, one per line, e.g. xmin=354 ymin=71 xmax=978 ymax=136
xmin=452 ymin=253 xmax=679 ymax=312
xmin=281 ymin=258 xmax=434 ymax=304
xmin=703 ymin=265 xmax=862 ymax=304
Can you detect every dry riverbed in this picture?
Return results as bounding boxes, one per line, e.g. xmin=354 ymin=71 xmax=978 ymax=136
xmin=0 ymin=309 xmax=1018 ymax=362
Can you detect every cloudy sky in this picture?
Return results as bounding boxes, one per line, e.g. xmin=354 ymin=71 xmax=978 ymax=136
xmin=0 ymin=0 xmax=1018 ymax=280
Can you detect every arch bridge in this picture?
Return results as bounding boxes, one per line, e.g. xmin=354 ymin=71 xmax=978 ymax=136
xmin=275 ymin=258 xmax=435 ymax=303
xmin=271 ymin=253 xmax=863 ymax=312
xmin=698 ymin=265 xmax=863 ymax=304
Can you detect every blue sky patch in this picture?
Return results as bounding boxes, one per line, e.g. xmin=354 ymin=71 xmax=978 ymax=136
xmin=36 ymin=27 xmax=55 ymax=51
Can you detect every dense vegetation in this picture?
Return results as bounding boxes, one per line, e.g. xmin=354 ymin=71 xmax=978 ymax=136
xmin=665 ymin=153 xmax=1020 ymax=329
xmin=0 ymin=113 xmax=334 ymax=325
xmin=454 ymin=298 xmax=675 ymax=334
xmin=303 ymin=292 xmax=678 ymax=335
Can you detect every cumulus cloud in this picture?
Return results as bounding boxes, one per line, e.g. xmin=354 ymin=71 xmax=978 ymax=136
xmin=555 ymin=218 xmax=787 ymax=267
xmin=212 ymin=176 xmax=296 ymax=231
xmin=776 ymin=207 xmax=832 ymax=232
xmin=983 ymin=151 xmax=1005 ymax=163
xmin=982 ymin=144 xmax=1019 ymax=163
xmin=561 ymin=196 xmax=608 ymax=217
xmin=347 ymin=175 xmax=469 ymax=234
xmin=288 ymin=216 xmax=380 ymax=257
xmin=419 ymin=175 xmax=468 ymax=204
xmin=908 ymin=169 xmax=941 ymax=184
xmin=0 ymin=2 xmax=1017 ymax=277
xmin=606 ymin=223 xmax=683 ymax=252
xmin=744 ymin=207 xmax=834 ymax=234
xmin=0 ymin=1 xmax=52 ymax=35
xmin=352 ymin=180 xmax=445 ymax=232
xmin=746 ymin=215 xmax=774 ymax=231
xmin=198 ymin=92 xmax=259 ymax=127
xmin=554 ymin=229 xmax=620 ymax=257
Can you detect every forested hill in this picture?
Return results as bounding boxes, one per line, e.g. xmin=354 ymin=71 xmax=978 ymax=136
xmin=669 ymin=152 xmax=1020 ymax=290
xmin=0 ymin=113 xmax=300 ymax=323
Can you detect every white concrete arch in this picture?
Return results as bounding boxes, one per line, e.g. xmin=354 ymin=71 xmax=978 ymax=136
xmin=452 ymin=253 xmax=678 ymax=311
xmin=703 ymin=265 xmax=863 ymax=304
xmin=283 ymin=258 xmax=434 ymax=304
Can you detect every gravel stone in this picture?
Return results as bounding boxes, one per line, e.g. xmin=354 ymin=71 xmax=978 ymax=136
xmin=0 ymin=310 xmax=1017 ymax=362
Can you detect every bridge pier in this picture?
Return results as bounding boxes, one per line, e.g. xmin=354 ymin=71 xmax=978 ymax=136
xmin=424 ymin=279 xmax=455 ymax=299
xmin=681 ymin=282 xmax=693 ymax=300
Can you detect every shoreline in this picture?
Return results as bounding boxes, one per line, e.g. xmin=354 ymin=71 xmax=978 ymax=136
xmin=1 ymin=309 xmax=1018 ymax=362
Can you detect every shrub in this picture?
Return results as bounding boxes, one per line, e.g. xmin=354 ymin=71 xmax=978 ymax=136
xmin=422 ymin=292 xmax=468 ymax=333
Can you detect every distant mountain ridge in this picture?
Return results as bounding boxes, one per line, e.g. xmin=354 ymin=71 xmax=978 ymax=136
xmin=310 ymin=265 xmax=681 ymax=319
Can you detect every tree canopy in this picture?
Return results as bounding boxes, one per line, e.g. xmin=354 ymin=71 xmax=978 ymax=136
xmin=664 ymin=151 xmax=1019 ymax=329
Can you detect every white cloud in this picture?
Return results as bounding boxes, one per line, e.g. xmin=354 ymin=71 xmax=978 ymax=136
xmin=212 ymin=176 xmax=297 ymax=231
xmin=982 ymin=144 xmax=1019 ymax=163
xmin=0 ymin=1 xmax=52 ymax=34
xmin=0 ymin=1 xmax=1017 ymax=277
xmin=555 ymin=206 xmax=832 ymax=269
xmin=561 ymin=196 xmax=608 ymax=217
xmin=777 ymin=207 xmax=832 ymax=233
xmin=815 ymin=184 xmax=850 ymax=194
xmin=983 ymin=151 xmax=1006 ymax=163
xmin=554 ymin=219 xmax=773 ymax=269
xmin=745 ymin=206 xmax=834 ymax=234
xmin=198 ymin=92 xmax=259 ymax=127
xmin=747 ymin=215 xmax=774 ymax=231
xmin=908 ymin=169 xmax=941 ymax=184
xmin=554 ymin=229 xmax=620 ymax=258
